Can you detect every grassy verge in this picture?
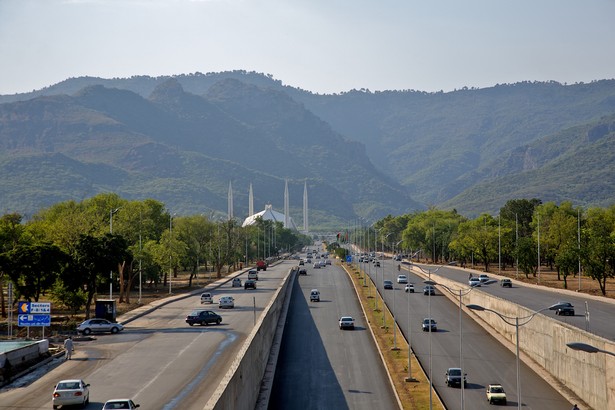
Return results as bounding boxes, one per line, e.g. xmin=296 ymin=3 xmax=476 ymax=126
xmin=343 ymin=262 xmax=444 ymax=410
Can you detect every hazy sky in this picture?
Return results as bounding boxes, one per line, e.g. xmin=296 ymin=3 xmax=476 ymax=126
xmin=1 ymin=0 xmax=615 ymax=95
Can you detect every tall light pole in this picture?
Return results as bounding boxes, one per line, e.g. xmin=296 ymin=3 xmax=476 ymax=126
xmin=425 ymin=279 xmax=472 ymax=410
xmin=468 ymin=303 xmax=567 ymax=409
xmin=109 ymin=207 xmax=120 ymax=299
xmin=169 ymin=212 xmax=176 ymax=294
xmin=567 ymin=342 xmax=615 ymax=357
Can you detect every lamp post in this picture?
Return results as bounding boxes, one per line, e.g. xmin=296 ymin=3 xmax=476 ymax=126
xmin=109 ymin=207 xmax=120 ymax=299
xmin=567 ymin=342 xmax=615 ymax=357
xmin=404 ymin=281 xmax=415 ymax=382
xmin=467 ymin=303 xmax=567 ymax=409
xmin=169 ymin=212 xmax=176 ymax=294
xmin=424 ymin=280 xmax=474 ymax=410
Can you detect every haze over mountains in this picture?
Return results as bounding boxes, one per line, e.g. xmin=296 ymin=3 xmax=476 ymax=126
xmin=1 ymin=71 xmax=614 ymax=228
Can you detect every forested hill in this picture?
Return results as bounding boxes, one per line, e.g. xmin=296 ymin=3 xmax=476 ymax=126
xmin=1 ymin=72 xmax=615 ymax=222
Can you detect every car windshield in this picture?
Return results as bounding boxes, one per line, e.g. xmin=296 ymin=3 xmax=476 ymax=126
xmin=448 ymin=369 xmax=461 ymax=376
xmin=58 ymin=382 xmax=80 ymax=390
xmin=491 ymin=386 xmax=503 ymax=393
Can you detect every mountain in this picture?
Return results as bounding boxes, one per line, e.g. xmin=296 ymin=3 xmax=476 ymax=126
xmin=0 ymin=77 xmax=418 ymax=228
xmin=2 ymin=72 xmax=615 ymax=222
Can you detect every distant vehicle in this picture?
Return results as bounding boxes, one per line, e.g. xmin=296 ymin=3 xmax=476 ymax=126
xmin=445 ymin=367 xmax=467 ymax=387
xmin=103 ymin=399 xmax=140 ymax=409
xmin=77 ymin=319 xmax=123 ymax=335
xmin=244 ymin=279 xmax=257 ymax=290
xmin=393 ymin=255 xmax=402 ymax=261
xmin=319 ymin=260 xmax=326 ymax=268
xmin=339 ymin=316 xmax=355 ymax=330
xmin=218 ymin=296 xmax=235 ymax=309
xmin=486 ymin=384 xmax=507 ymax=404
xmin=325 ymin=259 xmax=331 ymax=265
xmin=397 ymin=275 xmax=408 ymax=284
xmin=383 ymin=280 xmax=394 ymax=289
xmin=310 ymin=289 xmax=320 ymax=302
xmin=313 ymin=262 xmax=321 ymax=269
xmin=479 ymin=274 xmax=490 ymax=283
xmin=375 ymin=261 xmax=381 ymax=267
xmin=201 ymin=292 xmax=214 ymax=303
xmin=256 ymin=260 xmax=267 ymax=271
xmin=306 ymin=258 xmax=312 ymax=263
xmin=405 ymin=284 xmax=415 ymax=293
xmin=232 ymin=278 xmax=242 ymax=287
xmin=299 ymin=260 xmax=305 ymax=266
xmin=52 ymin=379 xmax=90 ymax=409
xmin=298 ymin=268 xmax=307 ymax=275
xmin=500 ymin=278 xmax=512 ymax=288
xmin=248 ymin=269 xmax=259 ymax=280
xmin=469 ymin=277 xmax=482 ymax=287
xmin=554 ymin=301 xmax=575 ymax=316
xmin=423 ymin=285 xmax=436 ymax=295
xmin=422 ymin=318 xmax=437 ymax=332
xmin=185 ymin=309 xmax=222 ymax=326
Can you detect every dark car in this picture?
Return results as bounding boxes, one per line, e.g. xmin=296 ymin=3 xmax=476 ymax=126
xmin=445 ymin=367 xmax=467 ymax=387
xmin=554 ymin=301 xmax=575 ymax=316
xmin=298 ymin=268 xmax=307 ymax=275
xmin=244 ymin=279 xmax=257 ymax=289
xmin=186 ymin=309 xmax=222 ymax=326
xmin=423 ymin=285 xmax=436 ymax=295
xmin=383 ymin=280 xmax=394 ymax=289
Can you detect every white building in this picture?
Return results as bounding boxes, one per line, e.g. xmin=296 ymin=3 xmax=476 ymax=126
xmin=242 ymin=204 xmax=298 ymax=231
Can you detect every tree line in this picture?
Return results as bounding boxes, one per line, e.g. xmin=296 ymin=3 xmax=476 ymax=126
xmin=355 ymin=199 xmax=615 ymax=295
xmin=0 ymin=193 xmax=310 ymax=318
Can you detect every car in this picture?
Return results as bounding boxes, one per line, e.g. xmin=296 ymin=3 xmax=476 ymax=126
xmin=469 ymin=277 xmax=482 ymax=287
xmin=393 ymin=255 xmax=402 ymax=261
xmin=52 ymin=379 xmax=90 ymax=409
xmin=404 ymin=284 xmax=415 ymax=293
xmin=244 ymin=279 xmax=257 ymax=289
xmin=185 ymin=309 xmax=222 ymax=326
xmin=313 ymin=262 xmax=321 ymax=269
xmin=500 ymin=278 xmax=512 ymax=288
xmin=554 ymin=301 xmax=575 ymax=316
xmin=310 ymin=289 xmax=320 ymax=302
xmin=306 ymin=258 xmax=312 ymax=263
xmin=256 ymin=260 xmax=267 ymax=271
xmin=325 ymin=259 xmax=331 ymax=265
xmin=77 ymin=318 xmax=124 ymax=335
xmin=299 ymin=260 xmax=304 ymax=266
xmin=102 ymin=399 xmax=141 ymax=409
xmin=218 ymin=296 xmax=235 ymax=309
xmin=375 ymin=261 xmax=381 ymax=267
xmin=383 ymin=280 xmax=394 ymax=289
xmin=423 ymin=285 xmax=436 ymax=295
xmin=231 ymin=278 xmax=242 ymax=287
xmin=445 ymin=367 xmax=467 ymax=387
xmin=397 ymin=274 xmax=408 ymax=284
xmin=339 ymin=316 xmax=355 ymax=329
xmin=319 ymin=260 xmax=326 ymax=268
xmin=422 ymin=318 xmax=437 ymax=332
xmin=200 ymin=292 xmax=214 ymax=303
xmin=479 ymin=274 xmax=490 ymax=283
xmin=486 ymin=384 xmax=507 ymax=404
xmin=248 ymin=269 xmax=258 ymax=280
xmin=298 ymin=268 xmax=307 ymax=275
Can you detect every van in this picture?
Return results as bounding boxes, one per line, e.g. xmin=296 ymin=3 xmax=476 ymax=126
xmin=248 ymin=269 xmax=258 ymax=280
xmin=200 ymin=293 xmax=213 ymax=304
xmin=310 ymin=289 xmax=320 ymax=302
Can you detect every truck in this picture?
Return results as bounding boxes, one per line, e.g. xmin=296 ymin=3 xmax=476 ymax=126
xmin=256 ymin=260 xmax=267 ymax=271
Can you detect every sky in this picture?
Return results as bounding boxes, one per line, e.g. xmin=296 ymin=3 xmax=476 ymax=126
xmin=1 ymin=0 xmax=615 ymax=95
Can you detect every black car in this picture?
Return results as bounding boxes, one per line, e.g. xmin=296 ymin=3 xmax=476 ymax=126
xmin=445 ymin=367 xmax=467 ymax=387
xmin=383 ymin=280 xmax=393 ymax=289
xmin=186 ymin=309 xmax=222 ymax=326
xmin=298 ymin=268 xmax=307 ymax=275
xmin=554 ymin=301 xmax=575 ymax=316
xmin=244 ymin=279 xmax=257 ymax=289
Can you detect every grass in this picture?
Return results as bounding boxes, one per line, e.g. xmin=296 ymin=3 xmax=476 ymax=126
xmin=343 ymin=263 xmax=445 ymax=410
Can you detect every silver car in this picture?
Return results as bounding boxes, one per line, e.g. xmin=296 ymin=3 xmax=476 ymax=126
xmin=77 ymin=318 xmax=124 ymax=335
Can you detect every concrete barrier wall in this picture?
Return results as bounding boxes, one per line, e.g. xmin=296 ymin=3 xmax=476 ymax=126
xmin=426 ymin=272 xmax=614 ymax=410
xmin=204 ymin=268 xmax=295 ymax=410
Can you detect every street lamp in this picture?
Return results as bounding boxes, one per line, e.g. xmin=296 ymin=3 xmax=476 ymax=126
xmin=109 ymin=207 xmax=120 ymax=299
xmin=424 ymin=280 xmax=474 ymax=410
xmin=169 ymin=212 xmax=177 ymax=294
xmin=467 ymin=302 xmax=567 ymax=409
xmin=567 ymin=342 xmax=615 ymax=357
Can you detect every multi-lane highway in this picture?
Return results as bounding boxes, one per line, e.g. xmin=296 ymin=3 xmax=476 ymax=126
xmin=269 ymin=251 xmax=399 ymax=409
xmin=0 ymin=264 xmax=293 ymax=410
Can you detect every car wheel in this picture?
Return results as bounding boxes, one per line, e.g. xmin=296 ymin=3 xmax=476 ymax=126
xmin=188 ymin=322 xmax=193 ymax=326
xmin=111 ymin=327 xmax=119 ymax=334
xmin=201 ymin=321 xmax=208 ymax=326
xmin=53 ymin=406 xmax=58 ymax=410
xmin=216 ymin=319 xmax=221 ymax=325
xmin=83 ymin=328 xmax=91 ymax=335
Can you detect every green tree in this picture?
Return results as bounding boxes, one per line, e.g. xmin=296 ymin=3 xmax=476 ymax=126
xmin=451 ymin=214 xmax=499 ymax=272
xmin=581 ymin=206 xmax=615 ymax=295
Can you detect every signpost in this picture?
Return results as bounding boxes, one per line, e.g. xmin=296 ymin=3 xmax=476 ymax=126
xmin=18 ymin=301 xmax=51 ymax=339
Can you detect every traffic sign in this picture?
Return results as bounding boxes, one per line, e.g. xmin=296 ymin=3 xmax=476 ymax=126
xmin=346 ymin=255 xmax=352 ymax=263
xmin=18 ymin=301 xmax=51 ymax=314
xmin=18 ymin=314 xmax=51 ymax=327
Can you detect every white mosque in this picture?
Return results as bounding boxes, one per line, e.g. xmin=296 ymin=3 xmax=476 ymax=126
xmin=231 ymin=179 xmax=308 ymax=233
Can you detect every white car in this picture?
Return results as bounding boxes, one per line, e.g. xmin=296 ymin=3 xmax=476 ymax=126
xmin=397 ymin=274 xmax=408 ymax=284
xmin=102 ymin=399 xmax=141 ymax=409
xmin=479 ymin=274 xmax=490 ymax=283
xmin=404 ymin=284 xmax=415 ymax=293
xmin=339 ymin=316 xmax=355 ymax=330
xmin=313 ymin=262 xmax=321 ymax=269
xmin=469 ymin=277 xmax=482 ymax=287
xmin=200 ymin=292 xmax=213 ymax=303
xmin=77 ymin=318 xmax=124 ymax=335
xmin=248 ymin=269 xmax=258 ymax=280
xmin=52 ymin=379 xmax=90 ymax=409
xmin=218 ymin=296 xmax=235 ymax=309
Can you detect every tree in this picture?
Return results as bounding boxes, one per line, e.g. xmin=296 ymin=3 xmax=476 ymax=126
xmin=174 ymin=215 xmax=215 ymax=287
xmin=450 ymin=214 xmax=499 ymax=272
xmin=581 ymin=206 xmax=615 ymax=295
xmin=0 ymin=213 xmax=27 ymax=317
xmin=515 ymin=236 xmax=538 ymax=278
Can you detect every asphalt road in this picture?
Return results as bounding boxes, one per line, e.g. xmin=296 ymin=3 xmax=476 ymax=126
xmin=269 ymin=254 xmax=399 ymax=409
xmin=0 ymin=264 xmax=293 ymax=410
xmin=366 ymin=257 xmax=572 ymax=410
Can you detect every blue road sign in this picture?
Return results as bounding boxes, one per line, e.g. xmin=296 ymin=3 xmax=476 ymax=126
xmin=346 ymin=255 xmax=352 ymax=263
xmin=18 ymin=314 xmax=51 ymax=327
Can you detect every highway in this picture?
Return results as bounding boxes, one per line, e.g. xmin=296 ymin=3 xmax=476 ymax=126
xmin=0 ymin=264 xmax=292 ymax=410
xmin=269 ymin=254 xmax=399 ymax=409
xmin=366 ymin=257 xmax=573 ymax=410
